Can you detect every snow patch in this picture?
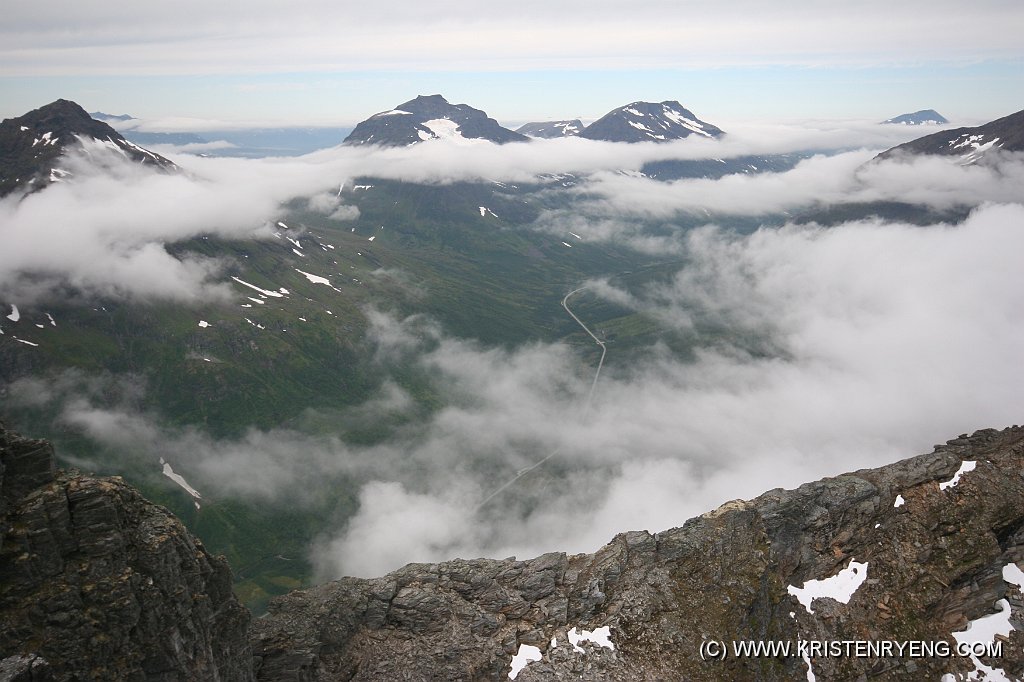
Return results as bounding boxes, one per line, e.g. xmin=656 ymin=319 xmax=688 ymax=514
xmin=6 ymin=305 xmax=20 ymax=322
xmin=946 ymin=596 xmax=1014 ymax=681
xmin=198 ymin=320 xmax=210 ymax=328
xmin=1004 ymin=562 xmax=1024 ymax=591
xmin=508 ymin=644 xmax=541 ymax=680
xmin=567 ymin=625 xmax=615 ymax=653
xmin=939 ymin=460 xmax=976 ymax=491
xmin=232 ymin=277 xmax=284 ymax=298
xmin=894 ymin=494 xmax=905 ymax=508
xmin=159 ymin=457 xmax=202 ymax=500
xmin=295 ymin=268 xmax=332 ymax=286
xmin=788 ymin=560 xmax=868 ymax=614
xmin=421 ymin=118 xmax=462 ymax=139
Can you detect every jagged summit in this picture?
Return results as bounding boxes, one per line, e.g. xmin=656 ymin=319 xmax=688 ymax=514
xmin=579 ymin=100 xmax=724 ymax=143
xmin=516 ymin=119 xmax=584 ymax=138
xmin=876 ymin=108 xmax=1024 ymax=165
xmin=882 ymin=109 xmax=949 ymax=125
xmin=0 ymin=99 xmax=176 ymax=198
xmin=343 ymin=94 xmax=528 ymax=147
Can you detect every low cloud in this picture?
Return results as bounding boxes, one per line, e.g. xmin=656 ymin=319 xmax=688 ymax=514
xmin=0 ymin=142 xmax=356 ymax=302
xmin=6 ymin=124 xmax=1024 ymax=583
xmin=0 ymin=121 xmax=972 ymax=302
xmin=19 ymin=201 xmax=1024 ymax=581
xmin=556 ymin=150 xmax=1024 ymax=223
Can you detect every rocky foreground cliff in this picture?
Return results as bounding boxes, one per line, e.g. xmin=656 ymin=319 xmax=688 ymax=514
xmin=253 ymin=427 xmax=1024 ymax=681
xmin=0 ymin=424 xmax=252 ymax=680
xmin=2 ymin=423 xmax=1023 ymax=681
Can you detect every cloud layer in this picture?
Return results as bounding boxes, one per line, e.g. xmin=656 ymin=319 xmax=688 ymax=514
xmin=15 ymin=201 xmax=1024 ymax=580
xmin=6 ymin=126 xmax=1024 ymax=582
xmin=4 ymin=1 xmax=1022 ymax=77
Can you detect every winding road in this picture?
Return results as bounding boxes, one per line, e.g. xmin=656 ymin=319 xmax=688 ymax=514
xmin=562 ymin=286 xmax=607 ymax=415
xmin=474 ymin=285 xmax=606 ymax=510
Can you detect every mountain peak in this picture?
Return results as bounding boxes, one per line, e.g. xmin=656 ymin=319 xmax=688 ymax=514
xmin=0 ymin=99 xmax=176 ymax=198
xmin=882 ymin=109 xmax=949 ymax=125
xmin=580 ymin=100 xmax=724 ymax=143
xmin=343 ymin=95 xmax=528 ymax=147
xmin=398 ymin=94 xmax=450 ymax=108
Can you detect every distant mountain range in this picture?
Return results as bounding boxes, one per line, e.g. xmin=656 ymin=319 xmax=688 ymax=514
xmin=876 ymin=108 xmax=1024 ymax=164
xmin=881 ymin=109 xmax=948 ymax=125
xmin=344 ymin=96 xmax=725 ymax=147
xmin=0 ymin=100 xmax=176 ymax=198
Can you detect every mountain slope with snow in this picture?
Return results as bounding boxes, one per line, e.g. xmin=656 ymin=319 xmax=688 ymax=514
xmin=343 ymin=95 xmax=528 ymax=147
xmin=516 ymin=119 xmax=584 ymax=138
xmin=579 ymin=101 xmax=724 ymax=143
xmin=876 ymin=108 xmax=1024 ymax=164
xmin=0 ymin=99 xmax=177 ymax=197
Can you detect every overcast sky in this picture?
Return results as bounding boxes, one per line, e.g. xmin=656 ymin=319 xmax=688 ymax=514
xmin=2 ymin=0 xmax=1022 ymax=126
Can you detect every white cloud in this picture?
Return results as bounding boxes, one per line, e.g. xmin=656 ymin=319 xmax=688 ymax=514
xmin=8 ymin=126 xmax=1024 ymax=583
xmin=3 ymin=1 xmax=1022 ymax=76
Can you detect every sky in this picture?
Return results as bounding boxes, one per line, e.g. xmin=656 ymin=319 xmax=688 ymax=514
xmin=3 ymin=0 xmax=1023 ymax=127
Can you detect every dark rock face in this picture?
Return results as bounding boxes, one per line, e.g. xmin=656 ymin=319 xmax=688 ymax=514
xmin=0 ymin=99 xmax=177 ymax=198
xmin=881 ymin=109 xmax=949 ymax=125
xmin=343 ymin=95 xmax=528 ymax=147
xmin=515 ymin=120 xmax=584 ymax=138
xmin=0 ymin=423 xmax=253 ymax=681
xmin=579 ymin=101 xmax=724 ymax=143
xmin=876 ymin=108 xmax=1024 ymax=164
xmin=253 ymin=426 xmax=1024 ymax=681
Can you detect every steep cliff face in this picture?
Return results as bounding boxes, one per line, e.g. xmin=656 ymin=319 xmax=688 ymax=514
xmin=253 ymin=427 xmax=1024 ymax=681
xmin=0 ymin=423 xmax=253 ymax=681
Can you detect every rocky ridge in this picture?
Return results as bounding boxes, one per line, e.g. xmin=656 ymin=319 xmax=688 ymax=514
xmin=2 ymin=421 xmax=1023 ymax=680
xmin=252 ymin=427 xmax=1024 ymax=681
xmin=0 ymin=422 xmax=253 ymax=681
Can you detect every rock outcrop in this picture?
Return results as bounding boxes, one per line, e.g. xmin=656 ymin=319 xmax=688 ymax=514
xmin=253 ymin=427 xmax=1024 ymax=681
xmin=0 ymin=423 xmax=253 ymax=681
xmin=3 ymin=419 xmax=1022 ymax=681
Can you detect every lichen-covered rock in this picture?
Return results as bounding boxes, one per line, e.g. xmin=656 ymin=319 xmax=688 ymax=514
xmin=0 ymin=422 xmax=253 ymax=681
xmin=253 ymin=426 xmax=1024 ymax=681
